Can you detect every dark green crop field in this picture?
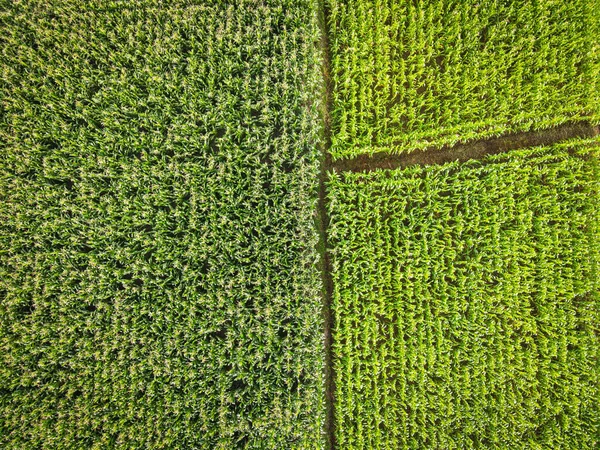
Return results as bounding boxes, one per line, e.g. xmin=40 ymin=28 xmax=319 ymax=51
xmin=0 ymin=1 xmax=324 ymax=448
xmin=328 ymin=0 xmax=600 ymax=159
xmin=328 ymin=138 xmax=600 ymax=448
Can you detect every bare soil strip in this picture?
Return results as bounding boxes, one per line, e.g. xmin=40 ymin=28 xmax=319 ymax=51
xmin=333 ymin=122 xmax=600 ymax=173
xmin=317 ymin=1 xmax=336 ymax=449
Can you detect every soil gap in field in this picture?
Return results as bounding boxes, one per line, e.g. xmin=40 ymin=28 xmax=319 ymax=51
xmin=317 ymin=1 xmax=336 ymax=449
xmin=333 ymin=122 xmax=600 ymax=173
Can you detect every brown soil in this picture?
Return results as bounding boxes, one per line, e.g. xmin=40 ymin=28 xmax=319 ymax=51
xmin=333 ymin=122 xmax=600 ymax=173
xmin=317 ymin=1 xmax=336 ymax=449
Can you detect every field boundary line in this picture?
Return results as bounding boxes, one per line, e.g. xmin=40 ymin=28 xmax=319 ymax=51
xmin=317 ymin=0 xmax=336 ymax=449
xmin=333 ymin=122 xmax=600 ymax=173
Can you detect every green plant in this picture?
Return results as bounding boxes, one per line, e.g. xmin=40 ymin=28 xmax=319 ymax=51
xmin=0 ymin=1 xmax=325 ymax=448
xmin=328 ymin=138 xmax=600 ymax=448
xmin=328 ymin=0 xmax=600 ymax=159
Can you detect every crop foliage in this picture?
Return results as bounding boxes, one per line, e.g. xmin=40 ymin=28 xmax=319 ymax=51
xmin=328 ymin=0 xmax=600 ymax=158
xmin=327 ymin=138 xmax=600 ymax=448
xmin=0 ymin=1 xmax=325 ymax=448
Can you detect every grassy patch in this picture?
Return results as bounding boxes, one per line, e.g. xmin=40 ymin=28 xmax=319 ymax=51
xmin=328 ymin=138 xmax=600 ymax=448
xmin=0 ymin=1 xmax=324 ymax=448
xmin=328 ymin=0 xmax=600 ymax=159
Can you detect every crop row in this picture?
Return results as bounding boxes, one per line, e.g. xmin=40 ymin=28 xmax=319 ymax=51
xmin=328 ymin=0 xmax=600 ymax=158
xmin=328 ymin=137 xmax=600 ymax=448
xmin=0 ymin=1 xmax=325 ymax=448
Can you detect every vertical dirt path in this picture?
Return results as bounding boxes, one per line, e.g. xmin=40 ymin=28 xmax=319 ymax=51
xmin=317 ymin=1 xmax=336 ymax=449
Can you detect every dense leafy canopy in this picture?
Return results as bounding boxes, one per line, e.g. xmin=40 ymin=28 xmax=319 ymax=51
xmin=1 ymin=1 xmax=599 ymax=448
xmin=328 ymin=139 xmax=600 ymax=448
xmin=328 ymin=0 xmax=600 ymax=158
xmin=0 ymin=1 xmax=325 ymax=448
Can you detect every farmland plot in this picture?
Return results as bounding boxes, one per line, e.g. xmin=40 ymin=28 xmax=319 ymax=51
xmin=328 ymin=138 xmax=600 ymax=448
xmin=328 ymin=0 xmax=600 ymax=159
xmin=0 ymin=1 xmax=325 ymax=448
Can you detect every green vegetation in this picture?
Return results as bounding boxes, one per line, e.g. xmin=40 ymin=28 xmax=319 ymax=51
xmin=328 ymin=138 xmax=600 ymax=448
xmin=328 ymin=0 xmax=600 ymax=159
xmin=2 ymin=0 xmax=599 ymax=448
xmin=0 ymin=1 xmax=324 ymax=448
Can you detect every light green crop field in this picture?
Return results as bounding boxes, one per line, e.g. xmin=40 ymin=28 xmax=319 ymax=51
xmin=328 ymin=0 xmax=600 ymax=159
xmin=0 ymin=1 xmax=324 ymax=448
xmin=328 ymin=138 xmax=600 ymax=448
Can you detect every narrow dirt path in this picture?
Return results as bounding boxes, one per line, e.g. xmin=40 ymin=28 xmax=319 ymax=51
xmin=317 ymin=1 xmax=336 ymax=449
xmin=333 ymin=122 xmax=600 ymax=173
